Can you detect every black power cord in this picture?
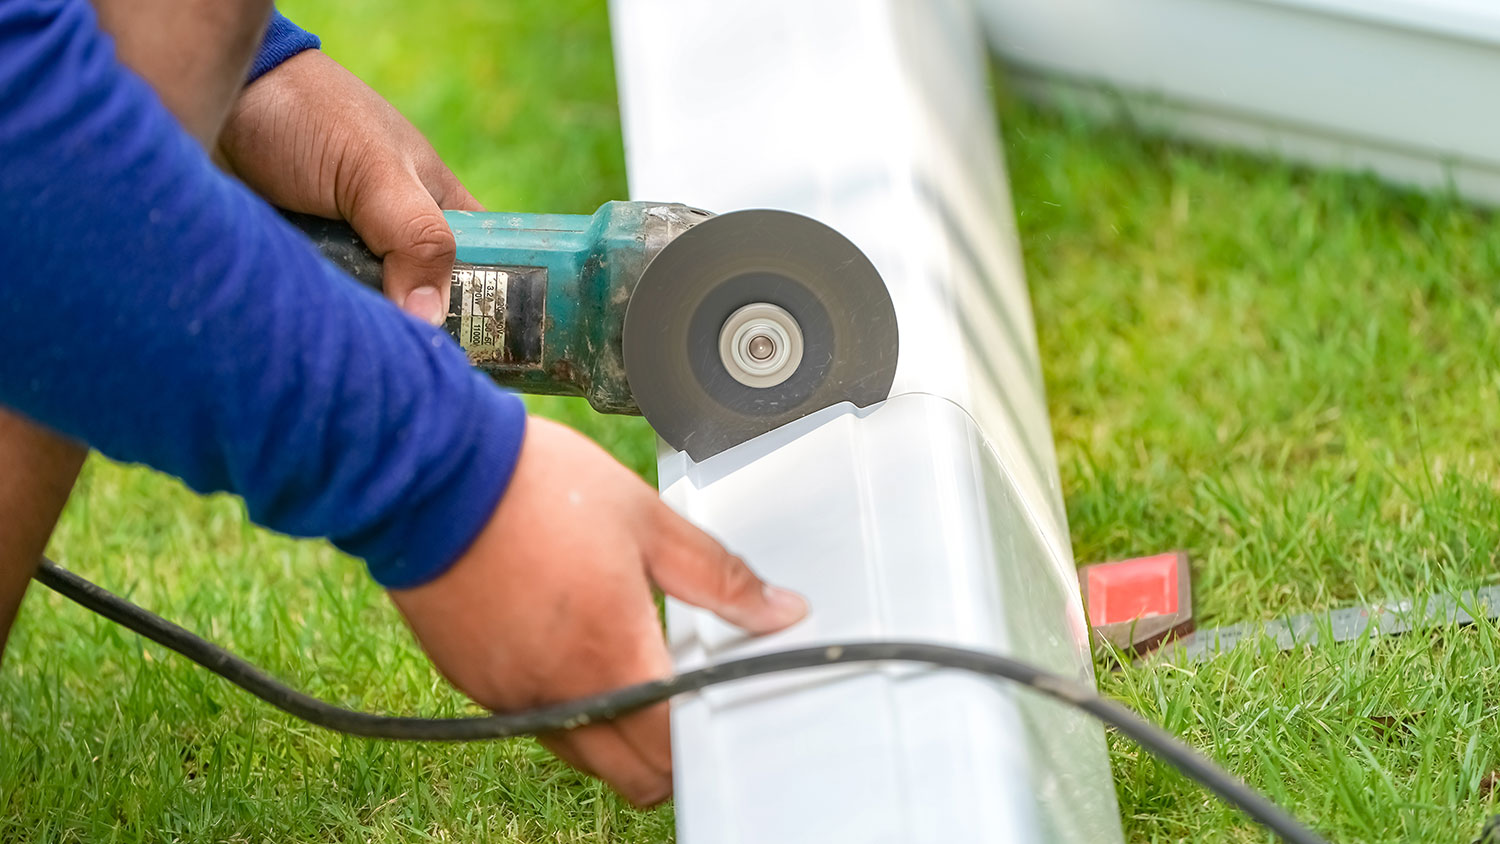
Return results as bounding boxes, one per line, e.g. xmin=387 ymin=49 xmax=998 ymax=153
xmin=34 ymin=557 xmax=1328 ymax=844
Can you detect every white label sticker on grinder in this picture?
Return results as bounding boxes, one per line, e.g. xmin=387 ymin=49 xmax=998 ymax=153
xmin=453 ymin=267 xmax=508 ymax=350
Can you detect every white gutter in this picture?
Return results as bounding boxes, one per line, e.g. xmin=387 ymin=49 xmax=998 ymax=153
xmin=611 ymin=1 xmax=1121 ymax=842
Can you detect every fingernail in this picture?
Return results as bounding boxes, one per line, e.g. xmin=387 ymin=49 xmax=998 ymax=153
xmin=763 ymin=585 xmax=809 ymax=623
xmin=634 ymin=781 xmax=673 ymax=808
xmin=402 ymin=286 xmax=446 ymax=326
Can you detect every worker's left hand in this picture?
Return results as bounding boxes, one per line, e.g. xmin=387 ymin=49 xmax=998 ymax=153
xmin=217 ymin=49 xmax=477 ymax=326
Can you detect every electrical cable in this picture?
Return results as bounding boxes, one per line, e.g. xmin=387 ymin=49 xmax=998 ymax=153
xmin=33 ymin=556 xmax=1328 ymax=844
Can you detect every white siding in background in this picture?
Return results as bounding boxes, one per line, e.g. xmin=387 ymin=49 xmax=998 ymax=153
xmin=982 ymin=0 xmax=1500 ymax=204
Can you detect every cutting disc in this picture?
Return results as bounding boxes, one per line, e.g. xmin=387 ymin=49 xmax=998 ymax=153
xmin=623 ymin=209 xmax=898 ymax=461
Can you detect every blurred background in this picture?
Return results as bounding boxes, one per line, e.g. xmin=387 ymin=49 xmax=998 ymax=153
xmin=4 ymin=0 xmax=1498 ymax=841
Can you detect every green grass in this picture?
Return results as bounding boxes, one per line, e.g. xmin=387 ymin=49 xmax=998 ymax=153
xmin=3 ymin=0 xmax=1498 ymax=840
xmin=1009 ymin=112 xmax=1500 ymax=840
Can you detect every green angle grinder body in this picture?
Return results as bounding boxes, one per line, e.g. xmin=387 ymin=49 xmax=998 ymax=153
xmin=289 ymin=202 xmax=898 ymax=460
xmin=623 ymin=210 xmax=899 ymax=461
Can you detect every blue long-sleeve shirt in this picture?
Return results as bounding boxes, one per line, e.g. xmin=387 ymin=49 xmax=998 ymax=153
xmin=0 ymin=0 xmax=526 ymax=588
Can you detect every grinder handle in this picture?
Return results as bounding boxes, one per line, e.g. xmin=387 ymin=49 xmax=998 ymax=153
xmin=282 ymin=211 xmax=386 ymax=292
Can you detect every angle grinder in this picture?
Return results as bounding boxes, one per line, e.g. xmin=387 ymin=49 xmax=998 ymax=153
xmin=30 ymin=205 xmax=1329 ymax=844
xmin=291 ymin=201 xmax=899 ymax=460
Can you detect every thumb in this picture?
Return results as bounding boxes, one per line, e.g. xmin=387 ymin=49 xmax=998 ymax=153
xmin=643 ymin=504 xmax=808 ymax=634
xmin=341 ymin=160 xmax=456 ymax=326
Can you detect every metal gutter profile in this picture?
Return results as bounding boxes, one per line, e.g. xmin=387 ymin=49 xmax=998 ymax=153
xmin=611 ymin=1 xmax=1122 ymax=841
xmin=980 ymin=0 xmax=1500 ymax=205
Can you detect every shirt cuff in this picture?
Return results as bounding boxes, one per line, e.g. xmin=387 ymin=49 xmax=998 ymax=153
xmin=248 ymin=9 xmax=319 ymax=84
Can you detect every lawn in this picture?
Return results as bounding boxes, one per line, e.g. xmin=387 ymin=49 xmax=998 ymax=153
xmin=3 ymin=0 xmax=1498 ymax=841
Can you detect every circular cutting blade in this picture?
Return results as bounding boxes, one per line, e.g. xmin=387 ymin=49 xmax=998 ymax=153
xmin=623 ymin=209 xmax=898 ymax=461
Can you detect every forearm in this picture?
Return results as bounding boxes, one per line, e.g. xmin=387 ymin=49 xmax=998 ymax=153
xmin=0 ymin=0 xmax=524 ymax=587
xmin=0 ymin=413 xmax=85 ymax=663
xmin=0 ymin=0 xmax=274 ymax=656
xmin=90 ymin=0 xmax=272 ymax=147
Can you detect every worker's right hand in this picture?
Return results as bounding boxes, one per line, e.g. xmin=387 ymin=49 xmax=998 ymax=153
xmin=387 ymin=417 xmax=808 ymax=807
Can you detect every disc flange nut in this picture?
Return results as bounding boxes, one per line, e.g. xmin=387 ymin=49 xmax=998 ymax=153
xmin=718 ymin=302 xmax=804 ymax=388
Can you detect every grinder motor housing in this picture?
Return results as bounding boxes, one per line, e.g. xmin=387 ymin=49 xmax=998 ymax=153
xmin=294 ymin=200 xmax=899 ymax=461
xmin=293 ymin=201 xmax=711 ymax=415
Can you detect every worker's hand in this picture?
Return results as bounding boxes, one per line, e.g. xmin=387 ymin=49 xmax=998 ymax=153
xmin=217 ymin=49 xmax=479 ymax=325
xmin=389 ymin=417 xmax=808 ymax=807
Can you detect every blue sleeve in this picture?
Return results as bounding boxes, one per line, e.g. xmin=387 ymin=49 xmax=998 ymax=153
xmin=248 ymin=9 xmax=319 ymax=84
xmin=0 ymin=0 xmax=526 ymax=589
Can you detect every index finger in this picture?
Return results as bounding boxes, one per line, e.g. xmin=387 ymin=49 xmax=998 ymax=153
xmin=642 ymin=502 xmax=809 ymax=635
